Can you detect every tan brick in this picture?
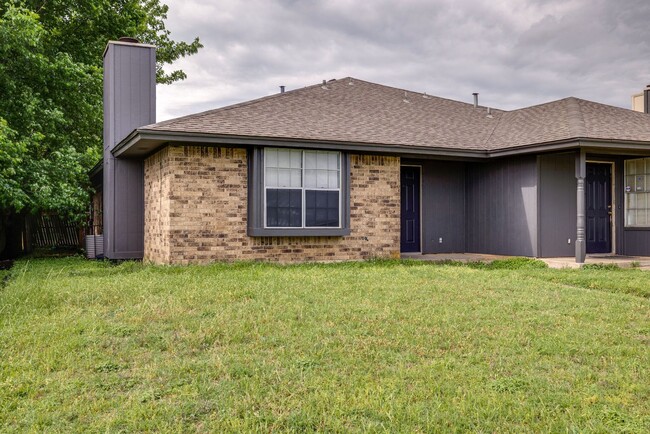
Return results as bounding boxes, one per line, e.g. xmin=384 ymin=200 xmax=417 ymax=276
xmin=144 ymin=145 xmax=400 ymax=264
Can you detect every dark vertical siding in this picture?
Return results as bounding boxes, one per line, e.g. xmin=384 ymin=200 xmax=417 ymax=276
xmin=538 ymin=153 xmax=576 ymax=257
xmin=413 ymin=160 xmax=466 ymax=253
xmin=622 ymin=231 xmax=650 ymax=255
xmin=103 ymin=42 xmax=155 ymax=259
xmin=465 ymin=156 xmax=538 ymax=256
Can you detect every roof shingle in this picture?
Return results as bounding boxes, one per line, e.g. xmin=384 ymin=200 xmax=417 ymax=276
xmin=144 ymin=77 xmax=650 ymax=152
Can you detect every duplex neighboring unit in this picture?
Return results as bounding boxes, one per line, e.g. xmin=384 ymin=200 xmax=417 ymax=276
xmin=91 ymin=39 xmax=650 ymax=264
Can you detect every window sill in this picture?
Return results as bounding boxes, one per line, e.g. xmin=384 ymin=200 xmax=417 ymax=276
xmin=623 ymin=226 xmax=650 ymax=231
xmin=247 ymin=227 xmax=351 ymax=237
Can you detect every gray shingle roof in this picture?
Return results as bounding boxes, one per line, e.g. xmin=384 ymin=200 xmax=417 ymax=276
xmin=144 ymin=77 xmax=650 ymax=152
xmin=486 ymin=97 xmax=650 ymax=149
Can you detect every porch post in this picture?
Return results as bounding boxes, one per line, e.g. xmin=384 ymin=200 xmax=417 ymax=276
xmin=575 ymin=150 xmax=586 ymax=263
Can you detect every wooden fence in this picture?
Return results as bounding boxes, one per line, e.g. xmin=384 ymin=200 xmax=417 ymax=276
xmin=30 ymin=214 xmax=81 ymax=248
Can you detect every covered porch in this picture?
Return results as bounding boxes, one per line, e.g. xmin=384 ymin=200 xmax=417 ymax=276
xmin=574 ymin=145 xmax=650 ymax=263
xmin=401 ymin=252 xmax=650 ymax=269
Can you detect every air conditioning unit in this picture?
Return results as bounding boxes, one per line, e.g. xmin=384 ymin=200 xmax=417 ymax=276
xmin=85 ymin=235 xmax=104 ymax=259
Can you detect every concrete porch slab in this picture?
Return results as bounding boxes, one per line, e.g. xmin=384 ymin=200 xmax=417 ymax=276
xmin=541 ymin=255 xmax=650 ymax=269
xmin=401 ymin=252 xmax=650 ymax=269
xmin=401 ymin=252 xmax=514 ymax=263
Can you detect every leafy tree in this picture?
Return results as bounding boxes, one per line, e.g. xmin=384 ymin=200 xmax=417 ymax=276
xmin=22 ymin=0 xmax=202 ymax=84
xmin=0 ymin=1 xmax=202 ymax=224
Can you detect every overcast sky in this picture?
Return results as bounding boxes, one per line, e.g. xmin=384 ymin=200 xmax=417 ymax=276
xmin=156 ymin=0 xmax=650 ymax=121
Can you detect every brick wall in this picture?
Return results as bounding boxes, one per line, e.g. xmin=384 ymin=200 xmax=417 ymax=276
xmin=144 ymin=145 xmax=400 ymax=264
xmin=144 ymin=147 xmax=172 ymax=264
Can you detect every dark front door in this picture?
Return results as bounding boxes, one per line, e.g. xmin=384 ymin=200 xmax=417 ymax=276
xmin=401 ymin=166 xmax=421 ymax=252
xmin=586 ymin=163 xmax=612 ymax=254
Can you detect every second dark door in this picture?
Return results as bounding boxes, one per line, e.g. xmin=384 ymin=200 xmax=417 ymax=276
xmin=400 ymin=166 xmax=421 ymax=252
xmin=586 ymin=163 xmax=612 ymax=254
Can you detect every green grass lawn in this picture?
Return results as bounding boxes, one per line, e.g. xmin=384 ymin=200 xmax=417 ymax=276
xmin=1 ymin=257 xmax=648 ymax=432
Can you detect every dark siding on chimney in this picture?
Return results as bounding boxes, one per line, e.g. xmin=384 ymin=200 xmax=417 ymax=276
xmin=103 ymin=42 xmax=155 ymax=259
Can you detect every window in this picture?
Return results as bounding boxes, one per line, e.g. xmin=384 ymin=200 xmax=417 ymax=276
xmin=625 ymin=157 xmax=650 ymax=227
xmin=248 ymin=147 xmax=350 ymax=236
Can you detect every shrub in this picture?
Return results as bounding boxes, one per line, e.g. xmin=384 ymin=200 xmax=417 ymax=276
xmin=484 ymin=257 xmax=548 ymax=270
xmin=582 ymin=263 xmax=621 ymax=271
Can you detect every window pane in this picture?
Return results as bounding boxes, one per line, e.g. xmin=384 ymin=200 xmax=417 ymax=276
xmin=266 ymin=189 xmax=302 ymax=227
xmin=638 ymin=193 xmax=647 ymax=211
xmin=305 ymin=151 xmax=317 ymax=169
xmin=636 ymin=159 xmax=646 ymax=176
xmin=291 ymin=151 xmax=302 ymax=168
xmin=265 ymin=148 xmax=278 ymax=167
xmin=266 ymin=148 xmax=302 ymax=169
xmin=278 ymin=169 xmax=291 ymax=187
xmin=328 ymin=170 xmax=340 ymax=188
xmin=638 ymin=209 xmax=645 ymax=226
xmin=328 ymin=153 xmax=339 ymax=170
xmin=317 ymin=152 xmax=328 ymax=169
xmin=305 ymin=190 xmax=339 ymax=227
xmin=626 ymin=207 xmax=635 ymax=226
xmin=628 ymin=192 xmax=637 ymax=209
xmin=304 ymin=169 xmax=317 ymax=188
xmin=317 ymin=170 xmax=328 ymax=188
xmin=290 ymin=169 xmax=302 ymax=187
xmin=276 ymin=168 xmax=302 ymax=188
xmin=277 ymin=149 xmax=291 ymax=168
xmin=305 ymin=168 xmax=339 ymax=188
xmin=263 ymin=149 xmax=342 ymax=230
xmin=265 ymin=167 xmax=278 ymax=187
xmin=625 ymin=157 xmax=650 ymax=226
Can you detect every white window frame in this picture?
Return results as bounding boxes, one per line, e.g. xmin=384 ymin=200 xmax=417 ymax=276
xmin=624 ymin=157 xmax=650 ymax=228
xmin=263 ymin=148 xmax=343 ymax=229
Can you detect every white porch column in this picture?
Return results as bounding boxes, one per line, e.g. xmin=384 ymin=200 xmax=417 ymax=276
xmin=575 ymin=150 xmax=586 ymax=263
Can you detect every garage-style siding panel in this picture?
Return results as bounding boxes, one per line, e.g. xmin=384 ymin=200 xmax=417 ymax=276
xmin=539 ymin=153 xmax=576 ymax=257
xmin=412 ymin=160 xmax=466 ymax=254
xmin=466 ymin=156 xmax=538 ymax=256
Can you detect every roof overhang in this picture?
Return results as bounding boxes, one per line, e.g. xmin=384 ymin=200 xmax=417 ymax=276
xmin=112 ymin=128 xmax=492 ymax=160
xmin=89 ymin=161 xmax=103 ymax=177
xmin=89 ymin=160 xmax=103 ymax=189
xmin=112 ymin=129 xmax=650 ymax=161
xmin=488 ymin=138 xmax=650 ymax=158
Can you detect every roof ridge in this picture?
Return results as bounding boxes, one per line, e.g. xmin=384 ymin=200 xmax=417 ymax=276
xmin=504 ymin=96 xmax=574 ymax=113
xmin=566 ymin=97 xmax=587 ymax=137
xmin=348 ymin=77 xmax=506 ymax=112
xmin=483 ymin=110 xmax=505 ymax=150
xmin=146 ymin=79 xmax=331 ymax=129
xmin=147 ymin=77 xmax=510 ymax=130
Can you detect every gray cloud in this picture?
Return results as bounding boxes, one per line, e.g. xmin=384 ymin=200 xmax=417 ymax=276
xmin=157 ymin=0 xmax=650 ymax=121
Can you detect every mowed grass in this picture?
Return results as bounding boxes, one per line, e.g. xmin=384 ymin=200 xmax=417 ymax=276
xmin=1 ymin=258 xmax=648 ymax=432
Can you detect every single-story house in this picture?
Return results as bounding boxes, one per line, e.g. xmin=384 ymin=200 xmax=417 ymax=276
xmin=90 ymin=39 xmax=650 ymax=264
